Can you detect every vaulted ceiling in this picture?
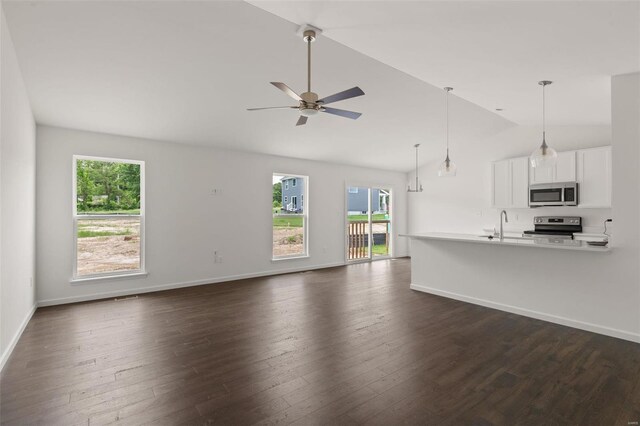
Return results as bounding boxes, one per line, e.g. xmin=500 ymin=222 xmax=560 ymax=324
xmin=3 ymin=1 xmax=638 ymax=172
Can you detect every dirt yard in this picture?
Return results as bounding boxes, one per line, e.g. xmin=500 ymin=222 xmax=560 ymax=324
xmin=77 ymin=218 xmax=141 ymax=276
xmin=273 ymin=227 xmax=304 ymax=257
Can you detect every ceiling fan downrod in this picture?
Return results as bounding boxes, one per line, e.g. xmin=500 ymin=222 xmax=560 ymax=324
xmin=300 ymin=29 xmax=318 ymax=112
xmin=303 ymin=29 xmax=315 ymax=94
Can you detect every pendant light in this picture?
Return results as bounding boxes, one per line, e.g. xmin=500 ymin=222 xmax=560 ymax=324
xmin=407 ymin=144 xmax=423 ymax=192
xmin=530 ymin=80 xmax=558 ymax=168
xmin=438 ymin=87 xmax=457 ymax=177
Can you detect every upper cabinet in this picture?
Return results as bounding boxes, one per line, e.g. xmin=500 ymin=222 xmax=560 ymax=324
xmin=576 ymin=146 xmax=612 ymax=208
xmin=529 ymin=151 xmax=576 ymax=184
xmin=492 ymin=157 xmax=529 ymax=209
xmin=492 ymin=146 xmax=611 ymax=209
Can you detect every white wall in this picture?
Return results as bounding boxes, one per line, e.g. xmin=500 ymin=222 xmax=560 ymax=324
xmin=35 ymin=125 xmax=408 ymax=305
xmin=0 ymin=6 xmax=37 ymax=368
xmin=407 ymin=73 xmax=640 ymax=342
xmin=611 ymin=72 xmax=640 ymax=338
xmin=408 ymin=124 xmax=612 ymax=235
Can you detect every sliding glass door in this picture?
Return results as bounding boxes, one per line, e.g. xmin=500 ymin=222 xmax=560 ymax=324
xmin=346 ymin=186 xmax=392 ymax=261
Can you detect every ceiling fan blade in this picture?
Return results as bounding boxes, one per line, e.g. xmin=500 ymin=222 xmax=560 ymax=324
xmin=321 ymin=107 xmax=362 ymax=120
xmin=247 ymin=106 xmax=297 ymax=111
xmin=296 ymin=116 xmax=308 ymax=126
xmin=318 ymin=87 xmax=365 ymax=105
xmin=271 ymin=82 xmax=303 ymax=101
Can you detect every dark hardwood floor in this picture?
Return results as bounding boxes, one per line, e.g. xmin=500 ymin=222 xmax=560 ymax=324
xmin=1 ymin=258 xmax=639 ymax=425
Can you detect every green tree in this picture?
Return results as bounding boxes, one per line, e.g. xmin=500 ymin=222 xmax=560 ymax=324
xmin=76 ymin=160 xmax=141 ymax=213
xmin=119 ymin=163 xmax=141 ymax=208
xmin=273 ymin=182 xmax=282 ymax=204
xmin=76 ymin=160 xmax=95 ymax=212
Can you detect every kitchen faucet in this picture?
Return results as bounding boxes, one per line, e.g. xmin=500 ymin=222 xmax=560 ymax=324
xmin=500 ymin=210 xmax=509 ymax=240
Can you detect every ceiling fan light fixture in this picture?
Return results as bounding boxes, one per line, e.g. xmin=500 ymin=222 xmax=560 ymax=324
xmin=438 ymin=87 xmax=457 ymax=178
xmin=530 ymin=80 xmax=558 ymax=168
xmin=300 ymin=107 xmax=320 ymax=117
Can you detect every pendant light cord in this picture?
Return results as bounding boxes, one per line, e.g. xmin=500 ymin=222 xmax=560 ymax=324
xmin=415 ymin=145 xmax=419 ymax=190
xmin=542 ymin=82 xmax=546 ymax=144
xmin=446 ymin=89 xmax=450 ymax=159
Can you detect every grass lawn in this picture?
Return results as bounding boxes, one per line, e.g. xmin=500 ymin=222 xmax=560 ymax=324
xmin=348 ymin=214 xmax=389 ymax=221
xmin=273 ymin=215 xmax=303 ymax=227
xmin=78 ymin=229 xmax=133 ymax=238
xmin=372 ymin=244 xmax=389 ymax=255
xmin=78 ymin=209 xmax=141 ymax=215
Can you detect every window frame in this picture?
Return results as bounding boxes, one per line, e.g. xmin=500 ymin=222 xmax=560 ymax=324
xmin=71 ymin=155 xmax=146 ymax=282
xmin=273 ymin=173 xmax=309 ymax=261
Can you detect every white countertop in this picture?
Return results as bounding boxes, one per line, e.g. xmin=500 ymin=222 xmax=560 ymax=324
xmin=400 ymin=232 xmax=611 ymax=253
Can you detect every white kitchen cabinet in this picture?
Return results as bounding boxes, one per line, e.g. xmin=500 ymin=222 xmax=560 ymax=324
xmin=555 ymin=151 xmax=577 ymax=182
xmin=529 ymin=160 xmax=554 ymax=184
xmin=577 ymin=146 xmax=612 ymax=208
xmin=492 ymin=160 xmax=510 ymax=208
xmin=529 ymin=151 xmax=576 ymax=184
xmin=492 ymin=157 xmax=529 ymax=208
xmin=511 ymin=157 xmax=530 ymax=208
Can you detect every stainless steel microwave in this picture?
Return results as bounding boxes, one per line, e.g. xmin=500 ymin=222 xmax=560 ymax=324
xmin=529 ymin=182 xmax=578 ymax=207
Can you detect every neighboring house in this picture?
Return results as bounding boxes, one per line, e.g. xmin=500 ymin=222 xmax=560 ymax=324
xmin=280 ymin=179 xmax=389 ymax=214
xmin=347 ymin=188 xmax=390 ymax=214
xmin=281 ymin=176 xmax=304 ymax=213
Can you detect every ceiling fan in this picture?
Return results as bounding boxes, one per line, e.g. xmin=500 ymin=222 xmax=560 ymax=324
xmin=248 ymin=25 xmax=365 ymax=126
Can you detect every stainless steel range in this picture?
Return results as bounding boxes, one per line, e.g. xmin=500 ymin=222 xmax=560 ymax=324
xmin=523 ymin=216 xmax=582 ymax=240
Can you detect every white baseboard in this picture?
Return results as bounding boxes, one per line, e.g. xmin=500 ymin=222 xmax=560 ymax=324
xmin=0 ymin=303 xmax=37 ymax=372
xmin=38 ymin=261 xmax=347 ymax=307
xmin=410 ymin=283 xmax=640 ymax=344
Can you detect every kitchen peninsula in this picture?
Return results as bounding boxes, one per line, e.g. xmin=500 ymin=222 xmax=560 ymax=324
xmin=400 ymin=231 xmax=632 ymax=341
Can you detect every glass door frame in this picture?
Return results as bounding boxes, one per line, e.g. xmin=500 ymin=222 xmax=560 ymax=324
xmin=344 ymin=183 xmax=393 ymax=263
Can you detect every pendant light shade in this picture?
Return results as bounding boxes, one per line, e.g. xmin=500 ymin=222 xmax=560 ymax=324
xmin=438 ymin=153 xmax=457 ymax=177
xmin=530 ymin=81 xmax=558 ymax=168
xmin=438 ymin=87 xmax=456 ymax=177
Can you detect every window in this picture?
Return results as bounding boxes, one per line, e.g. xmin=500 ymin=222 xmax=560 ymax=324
xmin=73 ymin=156 xmax=145 ymax=280
xmin=348 ymin=187 xmax=359 ymax=194
xmin=273 ymin=173 xmax=308 ymax=259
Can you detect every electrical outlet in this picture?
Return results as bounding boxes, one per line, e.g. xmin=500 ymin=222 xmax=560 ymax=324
xmin=210 ymin=188 xmax=221 ymax=196
xmin=213 ymin=251 xmax=222 ymax=263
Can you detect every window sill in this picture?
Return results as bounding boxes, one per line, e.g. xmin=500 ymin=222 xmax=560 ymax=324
xmin=272 ymin=255 xmax=310 ymax=262
xmin=70 ymin=271 xmax=148 ymax=285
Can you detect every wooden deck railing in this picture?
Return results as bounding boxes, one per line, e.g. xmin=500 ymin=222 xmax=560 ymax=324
xmin=348 ymin=220 xmax=390 ymax=260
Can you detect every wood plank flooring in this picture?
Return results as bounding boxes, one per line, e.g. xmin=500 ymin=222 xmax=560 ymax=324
xmin=1 ymin=258 xmax=639 ymax=425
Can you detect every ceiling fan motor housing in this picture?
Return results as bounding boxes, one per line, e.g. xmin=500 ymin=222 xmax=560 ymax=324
xmin=300 ymin=91 xmax=321 ymax=116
